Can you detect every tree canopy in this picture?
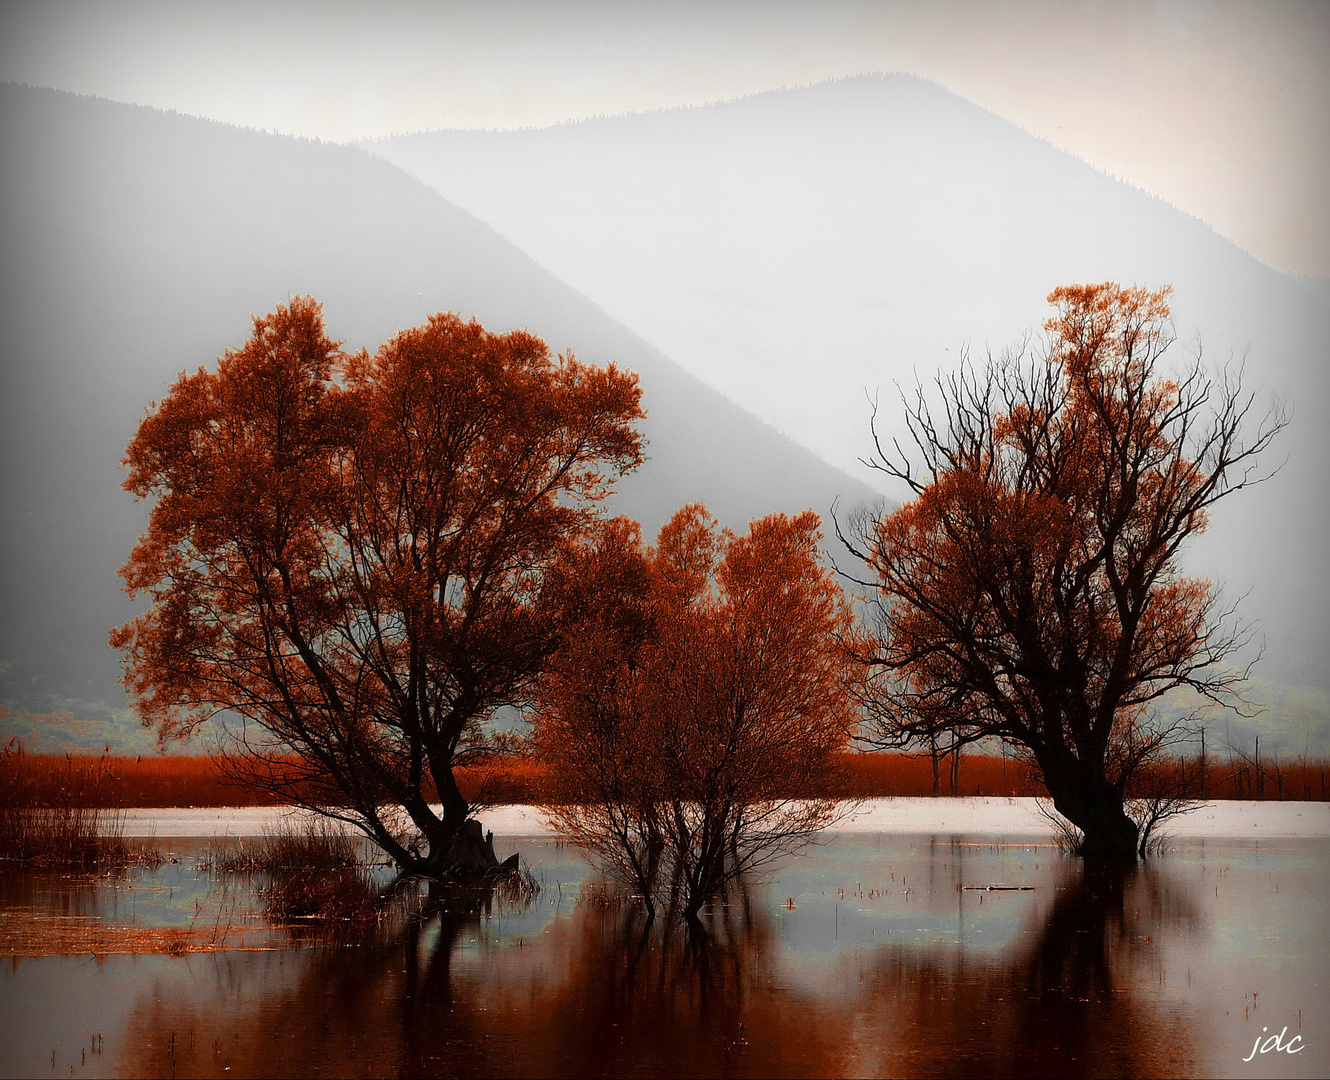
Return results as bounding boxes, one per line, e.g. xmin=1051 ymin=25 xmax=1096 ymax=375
xmin=536 ymin=505 xmax=860 ymax=919
xmin=841 ymin=283 xmax=1286 ymax=858
xmin=112 ymin=297 xmax=644 ymax=876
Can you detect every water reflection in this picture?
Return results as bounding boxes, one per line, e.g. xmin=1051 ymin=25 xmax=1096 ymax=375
xmin=117 ymin=881 xmax=851 ymax=1078
xmin=488 ymin=888 xmax=849 ymax=1077
xmin=4 ymin=836 xmax=1326 ymax=1078
xmin=111 ymin=860 xmax=1203 ymax=1077
xmin=0 ymin=853 xmax=279 ymax=954
xmin=836 ymin=861 xmax=1205 ymax=1078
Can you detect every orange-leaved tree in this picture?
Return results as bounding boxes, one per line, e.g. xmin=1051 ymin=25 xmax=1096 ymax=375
xmin=840 ymin=284 xmax=1286 ymax=859
xmin=112 ymin=297 xmax=644 ymax=877
xmin=536 ymin=505 xmax=861 ymax=919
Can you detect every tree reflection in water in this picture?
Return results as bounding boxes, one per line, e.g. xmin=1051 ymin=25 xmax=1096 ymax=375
xmin=495 ymin=885 xmax=845 ymax=1076
xmin=839 ymin=859 xmax=1205 ymax=1078
xmin=117 ymin=861 xmax=1208 ymax=1078
xmin=118 ymin=878 xmax=844 ymax=1077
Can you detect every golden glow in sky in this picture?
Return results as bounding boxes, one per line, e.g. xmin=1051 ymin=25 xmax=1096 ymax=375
xmin=3 ymin=0 xmax=1327 ymax=276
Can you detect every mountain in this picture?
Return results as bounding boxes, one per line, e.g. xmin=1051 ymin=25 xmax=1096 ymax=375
xmin=0 ymin=83 xmax=876 ymax=752
xmin=364 ymin=74 xmax=1330 ymax=690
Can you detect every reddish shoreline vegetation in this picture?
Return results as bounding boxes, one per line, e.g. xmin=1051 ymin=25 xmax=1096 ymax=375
xmin=0 ymin=746 xmax=161 ymax=869
xmin=4 ymin=746 xmax=1326 ymax=810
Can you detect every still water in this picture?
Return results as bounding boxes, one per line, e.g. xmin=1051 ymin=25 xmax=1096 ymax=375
xmin=2 ymin=833 xmax=1326 ymax=1078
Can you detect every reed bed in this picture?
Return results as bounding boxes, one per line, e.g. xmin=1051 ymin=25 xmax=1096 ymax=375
xmin=0 ymin=805 xmax=134 ymax=869
xmin=4 ymin=744 xmax=1326 ymax=809
xmin=0 ymin=744 xmax=159 ymax=869
xmin=200 ymin=820 xmax=382 ymax=931
xmin=1 ymin=749 xmax=549 ymax=808
xmin=199 ymin=820 xmax=366 ymax=874
xmin=835 ymin=750 xmax=1330 ymax=802
xmin=259 ymin=868 xmax=383 ymax=927
xmin=203 ymin=820 xmax=537 ymax=933
xmin=833 ymin=751 xmax=1048 ymax=798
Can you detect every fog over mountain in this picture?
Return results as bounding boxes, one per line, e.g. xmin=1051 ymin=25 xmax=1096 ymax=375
xmin=0 ymin=83 xmax=874 ymax=749
xmin=366 ymin=74 xmax=1330 ymax=689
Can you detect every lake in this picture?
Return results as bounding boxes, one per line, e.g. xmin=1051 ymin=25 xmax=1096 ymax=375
xmin=1 ymin=805 xmax=1327 ymax=1078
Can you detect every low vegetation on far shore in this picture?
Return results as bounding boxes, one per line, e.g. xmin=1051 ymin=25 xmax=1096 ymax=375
xmin=3 ymin=743 xmax=1326 ymax=811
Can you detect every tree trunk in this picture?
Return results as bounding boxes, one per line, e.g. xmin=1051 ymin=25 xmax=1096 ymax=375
xmin=1199 ymin=728 xmax=1207 ymax=799
xmin=438 ymin=819 xmax=517 ymax=879
xmin=409 ymin=748 xmax=501 ymax=878
xmin=1042 ymin=761 xmax=1139 ymax=861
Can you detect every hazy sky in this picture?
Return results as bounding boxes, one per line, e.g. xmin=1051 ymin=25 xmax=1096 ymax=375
xmin=3 ymin=0 xmax=1327 ymax=276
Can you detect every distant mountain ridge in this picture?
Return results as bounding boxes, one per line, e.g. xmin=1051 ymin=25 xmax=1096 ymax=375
xmin=362 ymin=73 xmax=1329 ymax=690
xmin=0 ymin=83 xmax=875 ymax=751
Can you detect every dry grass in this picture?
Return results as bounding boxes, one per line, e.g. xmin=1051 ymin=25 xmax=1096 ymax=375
xmin=831 ymin=751 xmax=1048 ymax=798
xmin=825 ymin=750 xmax=1330 ymax=801
xmin=1 ymin=746 xmax=549 ymax=808
xmin=467 ymin=752 xmax=1052 ymax=803
xmin=3 ymin=748 xmax=304 ymax=808
xmin=1199 ymin=754 xmax=1330 ymax=801
xmin=200 ymin=820 xmax=385 ymax=932
xmin=259 ymin=869 xmax=383 ymax=928
xmin=200 ymin=820 xmax=365 ymax=874
xmin=5 ymin=743 xmax=1324 ymax=809
xmin=0 ymin=805 xmax=132 ymax=869
xmin=0 ymin=744 xmax=158 ymax=869
xmin=834 ymin=750 xmax=1330 ymax=802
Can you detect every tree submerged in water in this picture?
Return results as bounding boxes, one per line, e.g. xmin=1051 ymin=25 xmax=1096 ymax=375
xmin=535 ymin=506 xmax=861 ymax=919
xmin=112 ymin=297 xmax=644 ymax=878
xmin=841 ymin=283 xmax=1286 ymax=859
